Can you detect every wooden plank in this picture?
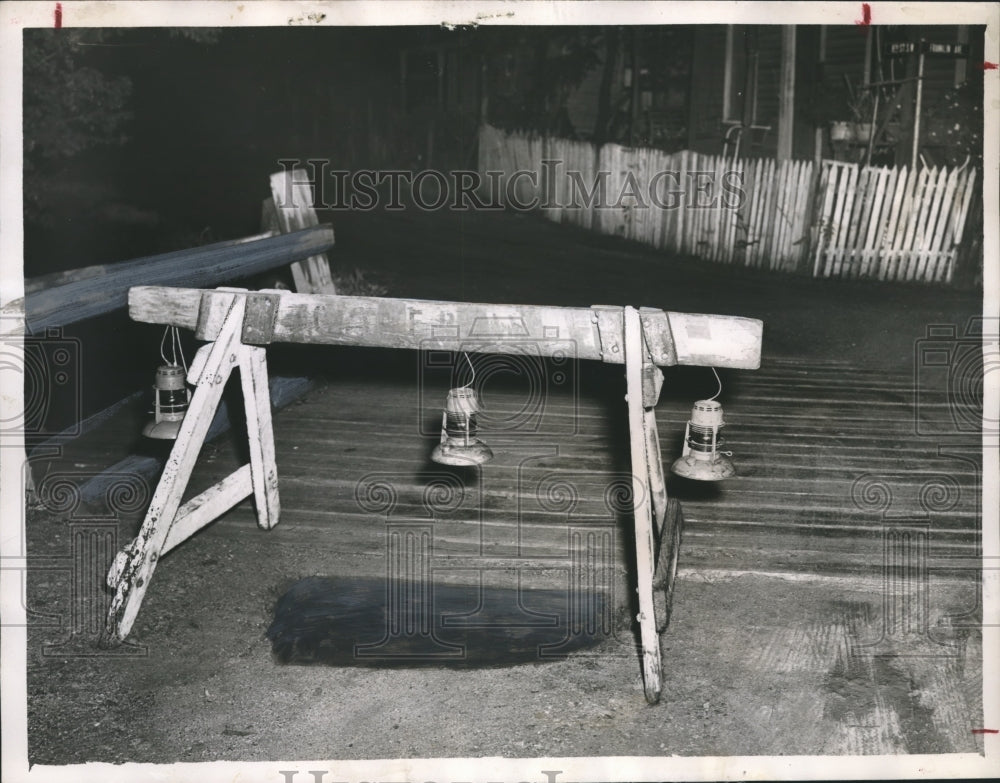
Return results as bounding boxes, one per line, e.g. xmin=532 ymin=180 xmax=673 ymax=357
xmin=945 ymin=167 xmax=977 ymax=283
xmin=925 ymin=166 xmax=960 ymax=282
xmin=724 ymin=157 xmax=744 ymax=264
xmin=780 ymin=161 xmax=798 ymax=271
xmin=857 ymin=166 xmax=882 ymax=278
xmin=745 ymin=158 xmax=764 ymax=268
xmin=860 ymin=167 xmax=889 ymax=278
xmin=748 ymin=159 xmax=770 ymax=268
xmin=797 ymin=160 xmax=819 ymax=274
xmin=104 ymin=294 xmax=247 ymax=643
xmin=711 ymin=154 xmax=725 ymax=262
xmin=887 ymin=165 xmax=918 ymax=280
xmin=846 ymin=167 xmax=874 ymax=278
xmin=692 ymin=150 xmax=705 ymax=256
xmin=811 ymin=161 xmax=835 ymax=277
xmin=160 ymin=464 xmax=254 ymax=555
xmin=643 ymin=407 xmax=668 ymax=536
xmin=835 ymin=162 xmax=859 ymax=277
xmin=916 ymin=166 xmax=950 ymax=282
xmin=899 ymin=166 xmax=930 ymax=281
xmin=269 ymin=170 xmax=337 ymax=295
xmin=773 ymin=160 xmax=793 ymax=271
xmin=23 ymin=232 xmax=276 ymax=297
xmin=908 ymin=166 xmax=936 ymax=281
xmin=239 ymin=345 xmax=280 ymax=530
xmin=774 ymin=161 xmax=794 ymax=270
xmin=655 ymin=150 xmax=670 ymax=250
xmin=775 ymin=160 xmax=794 ymax=270
xmin=877 ymin=166 xmax=907 ymax=280
xmin=636 ymin=146 xmax=647 ymax=244
xmin=760 ymin=158 xmax=779 ymax=269
xmin=17 ymin=226 xmax=334 ymax=335
xmin=623 ymin=306 xmax=661 ymax=704
xmin=129 ymin=287 xmax=765 ymax=370
xmin=833 ymin=163 xmax=860 ymax=278
xmin=792 ymin=160 xmax=814 ymax=272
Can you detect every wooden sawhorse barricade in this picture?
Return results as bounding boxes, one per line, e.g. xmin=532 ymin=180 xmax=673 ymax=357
xmin=103 ymin=286 xmax=762 ymax=704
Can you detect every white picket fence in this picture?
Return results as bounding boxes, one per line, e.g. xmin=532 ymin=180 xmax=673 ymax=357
xmin=812 ymin=160 xmax=977 ymax=283
xmin=478 ymin=124 xmax=978 ymax=284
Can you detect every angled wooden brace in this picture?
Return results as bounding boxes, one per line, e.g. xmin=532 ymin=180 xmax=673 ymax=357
xmin=101 ymin=289 xmax=280 ymax=645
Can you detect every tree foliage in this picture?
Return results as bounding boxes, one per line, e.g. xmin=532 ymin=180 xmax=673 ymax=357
xmin=23 ymin=29 xmax=219 ymax=226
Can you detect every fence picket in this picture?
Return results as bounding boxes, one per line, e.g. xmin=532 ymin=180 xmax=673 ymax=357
xmin=846 ymin=167 xmax=874 ymax=278
xmin=887 ymin=166 xmax=918 ymax=280
xmin=480 ymin=125 xmax=975 ymax=286
xmin=900 ymin=166 xmax=931 ymax=280
xmin=827 ymin=163 xmax=853 ymax=277
xmin=916 ymin=166 xmax=949 ymax=281
xmin=812 ymin=162 xmax=835 ymax=276
xmin=859 ymin=167 xmax=888 ymax=277
xmin=945 ymin=167 xmax=977 ymax=283
xmin=839 ymin=164 xmax=864 ymax=277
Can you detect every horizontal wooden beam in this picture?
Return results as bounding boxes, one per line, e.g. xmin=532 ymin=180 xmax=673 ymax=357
xmin=128 ymin=287 xmax=763 ymax=370
xmin=23 ymin=231 xmax=277 ymax=296
xmin=18 ymin=226 xmax=334 ymax=334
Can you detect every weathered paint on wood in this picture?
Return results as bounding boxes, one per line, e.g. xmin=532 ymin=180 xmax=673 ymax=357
xmin=269 ymin=170 xmax=337 ymax=295
xmin=18 ymin=226 xmax=335 ymax=334
xmin=23 ymin=231 xmax=276 ymax=296
xmin=161 ymin=464 xmax=253 ymax=555
xmin=128 ymin=287 xmax=764 ymax=370
xmin=240 ymin=345 xmax=280 ymax=529
xmin=104 ymin=293 xmax=281 ymax=643
xmin=480 ymin=126 xmax=976 ymax=285
xmin=104 ymin=297 xmax=248 ymax=643
xmin=624 ymin=305 xmax=661 ymax=704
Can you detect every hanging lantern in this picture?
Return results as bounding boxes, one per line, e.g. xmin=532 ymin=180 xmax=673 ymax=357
xmin=430 ymin=387 xmax=493 ymax=466
xmin=142 ymin=364 xmax=190 ymax=440
xmin=670 ymin=399 xmax=736 ymax=481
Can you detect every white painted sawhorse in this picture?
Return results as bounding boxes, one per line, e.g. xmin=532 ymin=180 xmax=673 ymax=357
xmin=102 ymin=291 xmax=280 ymax=646
xmin=102 ymin=287 xmax=749 ymax=705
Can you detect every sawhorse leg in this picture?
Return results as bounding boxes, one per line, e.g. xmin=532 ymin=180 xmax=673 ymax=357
xmin=102 ymin=293 xmax=280 ymax=645
xmin=624 ymin=306 xmax=662 ymax=704
xmin=624 ymin=306 xmax=686 ymax=704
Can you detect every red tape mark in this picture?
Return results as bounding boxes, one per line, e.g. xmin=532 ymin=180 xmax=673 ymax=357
xmin=982 ymin=62 xmax=999 ymax=71
xmin=856 ymin=3 xmax=872 ymax=26
xmin=972 ymin=728 xmax=999 ymax=734
xmin=54 ymin=2 xmax=62 ymax=28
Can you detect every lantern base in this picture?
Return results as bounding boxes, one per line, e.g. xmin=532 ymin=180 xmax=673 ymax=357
xmin=431 ymin=439 xmax=494 ymax=466
xmin=143 ymin=418 xmax=184 ymax=440
xmin=670 ymin=453 xmax=736 ymax=481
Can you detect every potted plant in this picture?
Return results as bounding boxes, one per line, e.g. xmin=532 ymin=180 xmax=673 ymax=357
xmin=829 ymin=76 xmax=875 ymax=144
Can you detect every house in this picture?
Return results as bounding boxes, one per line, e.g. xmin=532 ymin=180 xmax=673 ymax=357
xmin=686 ymin=24 xmax=985 ymax=166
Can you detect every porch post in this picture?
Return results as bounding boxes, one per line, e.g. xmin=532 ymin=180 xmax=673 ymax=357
xmin=777 ymin=25 xmax=797 ymax=161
